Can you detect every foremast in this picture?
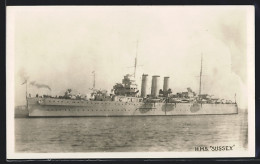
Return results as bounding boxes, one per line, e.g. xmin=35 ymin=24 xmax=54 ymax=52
xmin=21 ymin=79 xmax=29 ymax=111
xmin=134 ymin=40 xmax=138 ymax=78
xmin=92 ymin=71 xmax=95 ymax=89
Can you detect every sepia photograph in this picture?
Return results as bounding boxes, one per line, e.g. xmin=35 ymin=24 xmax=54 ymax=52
xmin=6 ymin=6 xmax=255 ymax=158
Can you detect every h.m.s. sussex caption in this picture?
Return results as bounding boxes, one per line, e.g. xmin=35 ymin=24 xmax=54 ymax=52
xmin=195 ymin=145 xmax=235 ymax=151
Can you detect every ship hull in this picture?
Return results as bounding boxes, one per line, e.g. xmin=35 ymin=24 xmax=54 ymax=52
xmin=27 ymin=98 xmax=238 ymax=117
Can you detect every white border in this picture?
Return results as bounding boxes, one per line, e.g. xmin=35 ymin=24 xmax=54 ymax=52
xmin=6 ymin=5 xmax=255 ymax=159
xmin=6 ymin=6 xmax=16 ymax=160
xmin=246 ymin=5 xmax=255 ymax=157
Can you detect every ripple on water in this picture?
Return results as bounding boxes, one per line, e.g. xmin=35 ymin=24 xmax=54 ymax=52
xmin=15 ymin=113 xmax=248 ymax=153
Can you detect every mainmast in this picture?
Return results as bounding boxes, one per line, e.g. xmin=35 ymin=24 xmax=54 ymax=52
xmin=199 ymin=54 xmax=203 ymax=97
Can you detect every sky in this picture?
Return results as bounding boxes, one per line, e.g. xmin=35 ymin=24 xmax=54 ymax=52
xmin=7 ymin=6 xmax=253 ymax=108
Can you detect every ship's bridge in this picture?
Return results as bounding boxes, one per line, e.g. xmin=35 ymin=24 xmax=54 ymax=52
xmin=113 ymin=74 xmax=139 ymax=96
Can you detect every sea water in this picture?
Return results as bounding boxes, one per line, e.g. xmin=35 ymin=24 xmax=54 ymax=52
xmin=15 ymin=111 xmax=248 ymax=153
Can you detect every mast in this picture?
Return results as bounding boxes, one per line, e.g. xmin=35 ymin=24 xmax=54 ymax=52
xmin=199 ymin=54 xmax=203 ymax=98
xmin=134 ymin=40 xmax=138 ymax=78
xmin=21 ymin=79 xmax=28 ymax=110
xmin=26 ymin=80 xmax=27 ymax=99
xmin=25 ymin=80 xmax=28 ymax=110
xmin=92 ymin=71 xmax=95 ymax=89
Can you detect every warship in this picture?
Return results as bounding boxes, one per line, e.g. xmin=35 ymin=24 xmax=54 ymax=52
xmin=16 ymin=52 xmax=238 ymax=117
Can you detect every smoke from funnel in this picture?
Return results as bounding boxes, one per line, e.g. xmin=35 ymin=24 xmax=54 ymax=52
xmin=187 ymin=87 xmax=193 ymax=92
xmin=30 ymin=81 xmax=52 ymax=91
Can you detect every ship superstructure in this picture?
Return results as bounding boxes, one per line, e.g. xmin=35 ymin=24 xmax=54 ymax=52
xmin=18 ymin=50 xmax=238 ymax=117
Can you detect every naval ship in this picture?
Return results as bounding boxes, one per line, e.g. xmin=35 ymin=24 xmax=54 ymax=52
xmin=21 ymin=54 xmax=238 ymax=117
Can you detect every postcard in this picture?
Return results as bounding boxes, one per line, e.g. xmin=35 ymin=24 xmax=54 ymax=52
xmin=6 ymin=6 xmax=255 ymax=159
